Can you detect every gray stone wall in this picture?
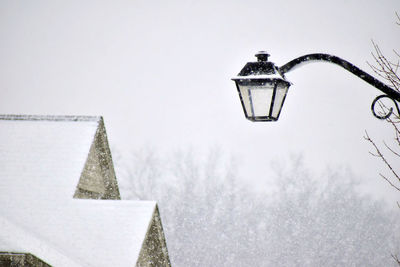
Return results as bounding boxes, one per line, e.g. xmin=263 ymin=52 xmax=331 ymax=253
xmin=74 ymin=117 xmax=120 ymax=200
xmin=0 ymin=252 xmax=51 ymax=267
xmin=136 ymin=206 xmax=171 ymax=267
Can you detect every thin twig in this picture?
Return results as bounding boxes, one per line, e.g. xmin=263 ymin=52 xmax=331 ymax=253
xmin=380 ymin=173 xmax=400 ymax=191
xmin=383 ymin=140 xmax=400 ymax=157
xmin=364 ymin=131 xmax=400 ymax=190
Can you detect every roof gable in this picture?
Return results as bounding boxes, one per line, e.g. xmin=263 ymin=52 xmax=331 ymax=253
xmin=137 ymin=206 xmax=171 ymax=266
xmin=74 ymin=117 xmax=120 ymax=200
xmin=0 ymin=199 xmax=159 ymax=266
xmin=0 ymin=114 xmax=170 ymax=266
xmin=0 ymin=115 xmax=120 ymax=200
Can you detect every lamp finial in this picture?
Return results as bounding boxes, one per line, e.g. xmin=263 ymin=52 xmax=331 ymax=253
xmin=255 ymin=51 xmax=270 ymax=62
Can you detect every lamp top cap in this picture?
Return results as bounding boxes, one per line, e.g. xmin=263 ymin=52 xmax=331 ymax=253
xmin=255 ymin=51 xmax=270 ymax=62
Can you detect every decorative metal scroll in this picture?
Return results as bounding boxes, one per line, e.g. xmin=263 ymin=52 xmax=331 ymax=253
xmin=371 ymin=94 xmax=400 ymax=120
xmin=278 ymin=53 xmax=400 ymax=120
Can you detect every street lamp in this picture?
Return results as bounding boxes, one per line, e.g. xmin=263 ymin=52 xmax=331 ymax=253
xmin=232 ymin=51 xmax=400 ymax=121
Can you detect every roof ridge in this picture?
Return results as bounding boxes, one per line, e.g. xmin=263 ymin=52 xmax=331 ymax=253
xmin=0 ymin=114 xmax=101 ymax=122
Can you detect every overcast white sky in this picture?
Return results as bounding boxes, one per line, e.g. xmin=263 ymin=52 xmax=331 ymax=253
xmin=0 ymin=0 xmax=399 ymax=204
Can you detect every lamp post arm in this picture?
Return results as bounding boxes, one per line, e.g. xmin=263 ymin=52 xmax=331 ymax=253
xmin=278 ymin=53 xmax=400 ymax=119
xmin=279 ymin=53 xmax=400 ymax=102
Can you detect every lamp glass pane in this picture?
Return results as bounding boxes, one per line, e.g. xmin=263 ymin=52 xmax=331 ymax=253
xmin=271 ymin=84 xmax=289 ymax=118
xmin=239 ymin=84 xmax=275 ymax=117
xmin=238 ymin=85 xmax=252 ymax=117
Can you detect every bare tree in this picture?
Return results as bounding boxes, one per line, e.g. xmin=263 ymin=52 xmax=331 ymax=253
xmin=364 ymin=12 xmax=400 ymax=266
xmin=364 ymin=14 xmax=400 ymax=195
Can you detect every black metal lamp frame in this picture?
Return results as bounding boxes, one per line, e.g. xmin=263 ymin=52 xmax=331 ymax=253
xmin=234 ymin=52 xmax=400 ymax=120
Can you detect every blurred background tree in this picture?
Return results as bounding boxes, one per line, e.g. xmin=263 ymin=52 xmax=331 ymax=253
xmin=116 ymin=148 xmax=400 ymax=266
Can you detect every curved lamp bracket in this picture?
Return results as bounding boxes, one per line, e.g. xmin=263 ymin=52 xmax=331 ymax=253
xmin=371 ymin=95 xmax=400 ymax=120
xmin=279 ymin=53 xmax=400 ymax=120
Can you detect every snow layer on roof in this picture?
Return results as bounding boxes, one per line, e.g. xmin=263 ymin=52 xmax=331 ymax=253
xmin=0 ymin=116 xmax=99 ymax=201
xmin=0 ymin=199 xmax=156 ymax=267
xmin=0 ymin=114 xmax=100 ymax=122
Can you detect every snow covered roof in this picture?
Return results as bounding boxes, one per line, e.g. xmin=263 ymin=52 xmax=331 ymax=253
xmin=0 ymin=115 xmax=170 ymax=266
xmin=0 ymin=114 xmax=120 ymax=200
xmin=0 ymin=199 xmax=166 ymax=266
